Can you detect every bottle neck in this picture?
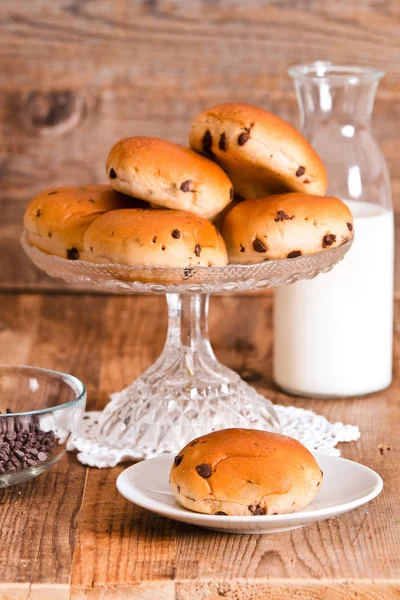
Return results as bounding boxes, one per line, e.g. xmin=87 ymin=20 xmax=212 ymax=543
xmin=295 ymin=80 xmax=378 ymax=133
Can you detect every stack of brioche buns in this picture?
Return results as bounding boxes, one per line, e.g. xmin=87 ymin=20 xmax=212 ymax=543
xmin=24 ymin=102 xmax=353 ymax=268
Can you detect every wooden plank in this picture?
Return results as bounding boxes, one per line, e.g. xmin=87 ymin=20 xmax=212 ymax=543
xmin=69 ymin=294 xmax=400 ymax=597
xmin=1 ymin=1 xmax=400 ymax=91
xmin=71 ymin=580 xmax=400 ymax=600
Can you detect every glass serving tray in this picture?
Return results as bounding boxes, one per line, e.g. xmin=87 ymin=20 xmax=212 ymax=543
xmin=21 ymin=231 xmax=352 ymax=295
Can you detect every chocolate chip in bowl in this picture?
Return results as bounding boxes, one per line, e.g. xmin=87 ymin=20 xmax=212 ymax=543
xmin=0 ymin=365 xmax=86 ymax=487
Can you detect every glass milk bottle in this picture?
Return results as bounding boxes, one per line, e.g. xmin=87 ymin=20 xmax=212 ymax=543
xmin=274 ymin=62 xmax=394 ymax=397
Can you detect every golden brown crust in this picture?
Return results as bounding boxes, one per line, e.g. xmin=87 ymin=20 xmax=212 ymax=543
xmin=84 ymin=209 xmax=228 ymax=268
xmin=189 ymin=102 xmax=328 ymax=199
xmin=170 ymin=429 xmax=323 ymax=516
xmin=24 ymin=185 xmax=144 ymax=260
xmin=106 ymin=137 xmax=234 ymax=220
xmin=220 ymin=193 xmax=354 ymax=263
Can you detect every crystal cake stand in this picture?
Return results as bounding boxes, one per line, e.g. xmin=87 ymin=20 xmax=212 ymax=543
xmin=22 ymin=232 xmax=352 ymax=458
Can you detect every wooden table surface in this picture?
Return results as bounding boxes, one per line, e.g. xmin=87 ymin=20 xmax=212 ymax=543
xmin=0 ymin=292 xmax=399 ymax=600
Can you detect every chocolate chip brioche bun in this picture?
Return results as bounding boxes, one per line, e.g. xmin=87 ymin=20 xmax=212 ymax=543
xmin=84 ymin=209 xmax=228 ymax=267
xmin=189 ymin=102 xmax=327 ymax=199
xmin=220 ymin=193 xmax=353 ymax=264
xmin=170 ymin=429 xmax=322 ymax=516
xmin=106 ymin=137 xmax=234 ymax=221
xmin=24 ymin=185 xmax=145 ymax=261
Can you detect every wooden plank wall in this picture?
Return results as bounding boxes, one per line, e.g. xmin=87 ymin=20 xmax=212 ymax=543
xmin=1 ymin=0 xmax=399 ymax=291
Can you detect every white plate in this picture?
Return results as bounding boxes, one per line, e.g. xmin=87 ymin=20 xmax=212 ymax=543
xmin=116 ymin=453 xmax=383 ymax=534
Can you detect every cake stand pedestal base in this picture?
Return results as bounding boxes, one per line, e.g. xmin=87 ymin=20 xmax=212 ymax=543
xmin=98 ymin=294 xmax=280 ymax=456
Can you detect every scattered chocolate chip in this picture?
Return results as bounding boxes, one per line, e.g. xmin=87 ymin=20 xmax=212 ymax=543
xmin=248 ymin=505 xmax=265 ymax=515
xmin=274 ymin=210 xmax=294 ymax=222
xmin=287 ymin=250 xmax=302 ymax=259
xmin=90 ymin=246 xmax=93 ymax=252
xmin=174 ymin=455 xmax=182 ymax=467
xmin=238 ymin=131 xmax=250 ymax=146
xmin=111 ymin=231 xmax=115 ymax=237
xmin=161 ymin=245 xmax=166 ymax=251
xmin=183 ymin=267 xmax=195 ymax=279
xmin=67 ymin=247 xmax=79 ymax=260
xmin=230 ymin=187 xmax=234 ymax=201
xmin=109 ymin=168 xmax=117 ymax=179
xmin=347 ymin=222 xmax=353 ymax=232
xmin=202 ymin=130 xmax=215 ymax=156
xmin=304 ymin=179 xmax=311 ymax=184
xmin=320 ymin=469 xmax=324 ymax=477
xmin=177 ymin=485 xmax=180 ymax=493
xmin=194 ymin=244 xmax=201 ymax=257
xmin=215 ymin=511 xmax=227 ymax=516
xmin=196 ymin=463 xmax=212 ymax=478
xmin=240 ymin=244 xmax=245 ymax=253
xmin=292 ymin=502 xmax=296 ymax=506
xmin=47 ymin=191 xmax=58 ymax=195
xmin=190 ymin=440 xmax=199 ymax=447
xmin=172 ymin=229 xmax=181 ymax=239
xmin=89 ymin=198 xmax=95 ymax=203
xmin=296 ymin=166 xmax=305 ymax=177
xmin=35 ymin=209 xmax=42 ymax=218
xmin=253 ymin=238 xmax=267 ymax=253
xmin=152 ymin=236 xmax=157 ymax=243
xmin=219 ymin=133 xmax=227 ymax=151
xmin=48 ymin=232 xmax=52 ymax=237
xmin=180 ymin=180 xmax=194 ymax=192
xmin=322 ymin=234 xmax=336 ymax=248
xmin=317 ymin=482 xmax=320 ymax=486
xmin=124 ymin=416 xmax=131 ymax=426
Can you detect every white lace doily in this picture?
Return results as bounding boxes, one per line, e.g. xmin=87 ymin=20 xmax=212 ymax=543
xmin=68 ymin=406 xmax=360 ymax=468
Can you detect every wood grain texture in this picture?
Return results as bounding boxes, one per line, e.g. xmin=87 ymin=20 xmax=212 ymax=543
xmin=0 ymin=0 xmax=399 ymax=290
xmin=2 ymin=292 xmax=396 ymax=597
xmin=0 ymin=294 xmax=89 ymax=599
xmin=69 ymin=294 xmax=400 ymax=598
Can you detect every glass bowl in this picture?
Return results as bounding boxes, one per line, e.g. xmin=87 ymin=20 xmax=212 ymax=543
xmin=0 ymin=365 xmax=86 ymax=487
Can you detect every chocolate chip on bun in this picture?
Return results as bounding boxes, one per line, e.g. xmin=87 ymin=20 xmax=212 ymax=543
xmin=170 ymin=429 xmax=323 ymax=516
xmin=220 ymin=193 xmax=353 ymax=263
xmin=24 ymin=185 xmax=145 ymax=260
xmin=189 ymin=102 xmax=328 ymax=199
xmin=84 ymin=209 xmax=228 ymax=268
xmin=106 ymin=137 xmax=234 ymax=221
